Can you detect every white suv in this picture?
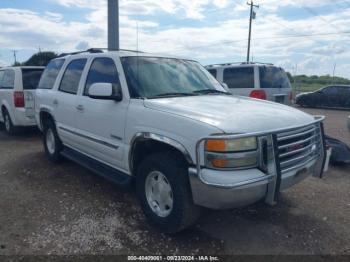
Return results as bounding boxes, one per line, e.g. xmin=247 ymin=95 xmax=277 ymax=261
xmin=35 ymin=50 xmax=326 ymax=233
xmin=0 ymin=66 xmax=44 ymax=134
xmin=206 ymin=63 xmax=292 ymax=105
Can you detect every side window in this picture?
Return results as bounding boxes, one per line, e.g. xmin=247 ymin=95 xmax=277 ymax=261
xmin=59 ymin=59 xmax=87 ymax=94
xmin=0 ymin=71 xmax=4 ymax=88
xmin=2 ymin=70 xmax=15 ymax=89
xmin=323 ymin=86 xmax=337 ymax=95
xmin=84 ymin=57 xmax=120 ymax=96
xmin=38 ymin=59 xmax=65 ymax=89
xmin=207 ymin=69 xmax=217 ymax=78
xmin=223 ymin=67 xmax=254 ymax=89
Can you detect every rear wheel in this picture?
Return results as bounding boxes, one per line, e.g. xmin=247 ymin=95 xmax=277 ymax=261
xmin=136 ymin=152 xmax=201 ymax=233
xmin=43 ymin=120 xmax=63 ymax=163
xmin=3 ymin=110 xmax=16 ymax=135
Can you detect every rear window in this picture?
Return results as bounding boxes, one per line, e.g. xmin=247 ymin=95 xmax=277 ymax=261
xmin=38 ymin=59 xmax=65 ymax=89
xmin=223 ymin=67 xmax=254 ymax=89
xmin=259 ymin=67 xmax=291 ymax=89
xmin=22 ymin=69 xmax=44 ymax=90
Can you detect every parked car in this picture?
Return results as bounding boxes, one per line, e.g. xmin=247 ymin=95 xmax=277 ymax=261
xmin=205 ymin=63 xmax=292 ymax=105
xmin=295 ymin=85 xmax=350 ymax=109
xmin=0 ymin=66 xmax=45 ymax=134
xmin=35 ymin=50 xmax=326 ymax=233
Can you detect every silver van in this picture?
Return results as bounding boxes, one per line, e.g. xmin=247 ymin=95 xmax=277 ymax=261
xmin=205 ymin=63 xmax=292 ymax=105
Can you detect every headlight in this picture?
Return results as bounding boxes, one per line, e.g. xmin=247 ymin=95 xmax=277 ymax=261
xmin=205 ymin=137 xmax=258 ymax=169
xmin=205 ymin=137 xmax=257 ymax=152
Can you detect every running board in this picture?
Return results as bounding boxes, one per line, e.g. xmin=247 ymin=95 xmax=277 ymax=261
xmin=61 ymin=147 xmax=132 ymax=187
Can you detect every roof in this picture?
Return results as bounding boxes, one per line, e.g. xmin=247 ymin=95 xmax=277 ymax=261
xmin=57 ymin=48 xmax=188 ymax=61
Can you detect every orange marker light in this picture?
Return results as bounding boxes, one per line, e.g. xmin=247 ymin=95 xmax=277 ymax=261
xmin=205 ymin=140 xmax=226 ymax=152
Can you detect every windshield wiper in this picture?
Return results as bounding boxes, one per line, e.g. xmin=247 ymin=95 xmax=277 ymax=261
xmin=193 ymin=89 xmax=231 ymax=95
xmin=147 ymin=92 xmax=198 ymax=99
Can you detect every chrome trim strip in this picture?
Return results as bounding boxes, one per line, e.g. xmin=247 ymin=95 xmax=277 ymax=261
xmin=128 ymin=132 xmax=193 ymax=175
xmin=277 ymin=126 xmax=316 ymax=141
xmin=59 ymin=126 xmax=119 ymax=150
xmin=278 ymin=134 xmax=318 ymax=150
xmin=281 ymin=155 xmax=319 ymax=174
xmin=279 ymin=143 xmax=315 ymax=158
xmin=280 ymin=150 xmax=317 ymax=169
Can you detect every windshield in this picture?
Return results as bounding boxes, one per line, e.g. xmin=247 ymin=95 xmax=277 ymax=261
xmin=259 ymin=66 xmax=291 ymax=89
xmin=22 ymin=69 xmax=44 ymax=89
xmin=121 ymin=56 xmax=226 ymax=98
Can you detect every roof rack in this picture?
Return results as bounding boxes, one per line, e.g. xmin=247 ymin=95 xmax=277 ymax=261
xmin=57 ymin=48 xmax=145 ymax=58
xmin=205 ymin=61 xmax=274 ymax=67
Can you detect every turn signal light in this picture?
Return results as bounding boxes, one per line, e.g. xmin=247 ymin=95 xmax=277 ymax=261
xmin=249 ymin=90 xmax=267 ymax=100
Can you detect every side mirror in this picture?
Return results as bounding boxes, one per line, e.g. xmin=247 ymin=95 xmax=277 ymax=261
xmin=88 ymin=83 xmax=122 ymax=101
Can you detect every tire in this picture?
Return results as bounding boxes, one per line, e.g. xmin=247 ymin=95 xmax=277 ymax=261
xmin=43 ymin=119 xmax=63 ymax=163
xmin=136 ymin=151 xmax=201 ymax=233
xmin=2 ymin=109 xmax=17 ymax=135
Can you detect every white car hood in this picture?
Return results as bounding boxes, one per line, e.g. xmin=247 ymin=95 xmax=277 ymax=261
xmin=144 ymin=95 xmax=315 ymax=134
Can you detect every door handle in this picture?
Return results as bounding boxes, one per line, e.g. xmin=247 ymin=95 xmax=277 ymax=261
xmin=53 ymin=99 xmax=58 ymax=106
xmin=76 ymin=105 xmax=84 ymax=112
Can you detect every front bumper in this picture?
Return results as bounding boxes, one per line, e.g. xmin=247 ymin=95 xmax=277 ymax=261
xmin=189 ymin=116 xmax=326 ymax=210
xmin=189 ymin=157 xmax=318 ymax=209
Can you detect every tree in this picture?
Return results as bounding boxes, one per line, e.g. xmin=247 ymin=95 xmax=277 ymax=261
xmin=22 ymin=52 xmax=58 ymax=66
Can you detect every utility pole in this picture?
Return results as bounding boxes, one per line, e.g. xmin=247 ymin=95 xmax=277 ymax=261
xmin=108 ymin=0 xmax=119 ymax=50
xmin=246 ymin=1 xmax=259 ymax=63
xmin=12 ymin=50 xmax=18 ymax=65
xmin=332 ymin=62 xmax=336 ymax=84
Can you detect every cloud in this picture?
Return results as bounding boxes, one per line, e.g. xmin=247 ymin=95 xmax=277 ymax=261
xmin=312 ymin=44 xmax=346 ymax=56
xmin=0 ymin=1 xmax=349 ymax=78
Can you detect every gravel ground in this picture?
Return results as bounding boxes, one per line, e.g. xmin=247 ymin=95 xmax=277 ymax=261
xmin=0 ymin=108 xmax=349 ymax=255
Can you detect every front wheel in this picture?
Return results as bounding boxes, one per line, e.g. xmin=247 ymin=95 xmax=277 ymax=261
xmin=136 ymin=152 xmax=201 ymax=233
xmin=43 ymin=120 xmax=63 ymax=163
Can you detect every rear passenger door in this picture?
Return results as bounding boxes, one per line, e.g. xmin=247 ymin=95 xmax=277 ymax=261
xmin=54 ymin=59 xmax=87 ymax=149
xmin=223 ymin=67 xmax=255 ymax=97
xmin=75 ymin=57 xmax=128 ymax=170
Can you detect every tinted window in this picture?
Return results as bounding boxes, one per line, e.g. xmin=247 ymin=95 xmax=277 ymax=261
xmin=223 ymin=67 xmax=254 ymax=89
xmin=38 ymin=59 xmax=65 ymax=89
xmin=259 ymin=67 xmax=291 ymax=89
xmin=22 ymin=69 xmax=44 ymax=90
xmin=207 ymin=69 xmax=217 ymax=78
xmin=84 ymin=58 xmax=120 ymax=96
xmin=0 ymin=71 xmax=4 ymax=88
xmin=59 ymin=59 xmax=87 ymax=94
xmin=2 ymin=70 xmax=15 ymax=89
xmin=322 ymin=86 xmax=338 ymax=95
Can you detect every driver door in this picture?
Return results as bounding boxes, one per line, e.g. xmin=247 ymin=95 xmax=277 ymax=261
xmin=75 ymin=57 xmax=128 ymax=170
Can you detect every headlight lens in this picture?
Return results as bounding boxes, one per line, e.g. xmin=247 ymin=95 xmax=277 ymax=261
xmin=205 ymin=137 xmax=258 ymax=169
xmin=205 ymin=137 xmax=257 ymax=152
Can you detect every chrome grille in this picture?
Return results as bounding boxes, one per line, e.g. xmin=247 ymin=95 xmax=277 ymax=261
xmin=277 ymin=124 xmax=321 ymax=174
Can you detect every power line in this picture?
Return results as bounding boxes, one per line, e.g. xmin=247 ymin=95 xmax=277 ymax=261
xmin=302 ymin=6 xmax=342 ymax=33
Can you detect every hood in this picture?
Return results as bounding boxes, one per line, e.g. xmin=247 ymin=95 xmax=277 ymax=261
xmin=144 ymin=95 xmax=315 ymax=134
xmin=296 ymin=92 xmax=312 ymax=98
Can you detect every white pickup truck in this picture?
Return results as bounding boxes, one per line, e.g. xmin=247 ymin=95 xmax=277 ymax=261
xmin=35 ymin=50 xmax=326 ymax=233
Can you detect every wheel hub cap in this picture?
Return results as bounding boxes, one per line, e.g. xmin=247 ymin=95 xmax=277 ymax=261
xmin=145 ymin=171 xmax=173 ymax=217
xmin=4 ymin=115 xmax=10 ymax=131
xmin=46 ymin=129 xmax=56 ymax=154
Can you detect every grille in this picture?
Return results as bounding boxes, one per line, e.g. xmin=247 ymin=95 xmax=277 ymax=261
xmin=276 ymin=124 xmax=321 ymax=174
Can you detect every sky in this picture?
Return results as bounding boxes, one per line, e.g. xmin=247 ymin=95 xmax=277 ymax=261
xmin=0 ymin=0 xmax=349 ymax=78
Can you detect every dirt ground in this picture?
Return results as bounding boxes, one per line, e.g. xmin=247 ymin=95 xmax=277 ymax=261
xmin=0 ymin=108 xmax=349 ymax=255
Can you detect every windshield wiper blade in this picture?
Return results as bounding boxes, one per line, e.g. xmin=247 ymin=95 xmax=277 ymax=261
xmin=193 ymin=89 xmax=231 ymax=95
xmin=147 ymin=92 xmax=198 ymax=99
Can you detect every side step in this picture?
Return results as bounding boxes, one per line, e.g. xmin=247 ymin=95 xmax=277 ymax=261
xmin=61 ymin=147 xmax=132 ymax=187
